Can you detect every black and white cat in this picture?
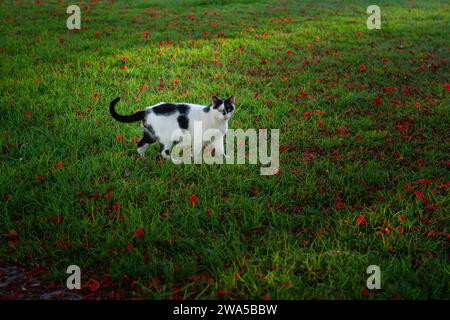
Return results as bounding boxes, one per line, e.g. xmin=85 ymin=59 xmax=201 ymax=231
xmin=109 ymin=96 xmax=235 ymax=160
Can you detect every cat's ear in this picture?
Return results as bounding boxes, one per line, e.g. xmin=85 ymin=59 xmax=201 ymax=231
xmin=211 ymin=96 xmax=221 ymax=106
xmin=227 ymin=96 xmax=235 ymax=105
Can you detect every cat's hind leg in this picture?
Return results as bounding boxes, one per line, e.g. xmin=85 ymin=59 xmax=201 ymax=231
xmin=137 ymin=128 xmax=156 ymax=158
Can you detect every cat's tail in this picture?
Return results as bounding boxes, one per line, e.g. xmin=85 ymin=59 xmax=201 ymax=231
xmin=109 ymin=97 xmax=145 ymax=123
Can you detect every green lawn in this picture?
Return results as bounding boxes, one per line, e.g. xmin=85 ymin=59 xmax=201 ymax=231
xmin=0 ymin=0 xmax=449 ymax=299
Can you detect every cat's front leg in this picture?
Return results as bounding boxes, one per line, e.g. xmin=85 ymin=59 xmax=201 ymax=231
xmin=192 ymin=138 xmax=203 ymax=164
xmin=213 ymin=135 xmax=229 ymax=158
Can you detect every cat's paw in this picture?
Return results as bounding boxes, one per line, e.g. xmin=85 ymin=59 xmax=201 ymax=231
xmin=137 ymin=147 xmax=146 ymax=158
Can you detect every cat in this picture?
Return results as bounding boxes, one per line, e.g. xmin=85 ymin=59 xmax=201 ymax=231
xmin=109 ymin=96 xmax=235 ymax=160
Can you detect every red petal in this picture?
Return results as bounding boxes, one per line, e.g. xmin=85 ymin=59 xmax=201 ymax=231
xmin=88 ymin=279 xmax=100 ymax=292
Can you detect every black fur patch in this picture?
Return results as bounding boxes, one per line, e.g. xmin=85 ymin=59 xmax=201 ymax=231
xmin=203 ymin=106 xmax=211 ymax=112
xmin=152 ymin=103 xmax=176 ymax=115
xmin=177 ymin=115 xmax=189 ymax=129
xmin=212 ymin=100 xmax=222 ymax=109
xmin=224 ymin=100 xmax=234 ymax=113
xmin=176 ymin=104 xmax=189 ymax=114
xmin=152 ymin=103 xmax=190 ymax=115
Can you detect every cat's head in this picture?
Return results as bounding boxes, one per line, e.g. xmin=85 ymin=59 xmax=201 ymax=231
xmin=211 ymin=96 xmax=235 ymax=121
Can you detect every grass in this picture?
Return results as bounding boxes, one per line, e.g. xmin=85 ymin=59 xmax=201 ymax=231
xmin=0 ymin=0 xmax=449 ymax=299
